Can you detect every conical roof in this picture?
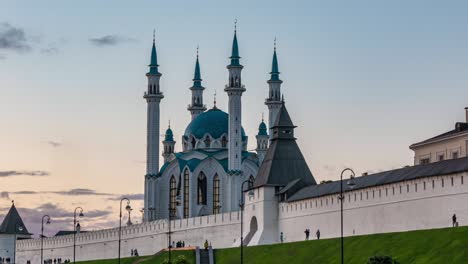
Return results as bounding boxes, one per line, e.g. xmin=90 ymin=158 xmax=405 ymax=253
xmin=253 ymin=104 xmax=316 ymax=189
xmin=0 ymin=202 xmax=30 ymax=235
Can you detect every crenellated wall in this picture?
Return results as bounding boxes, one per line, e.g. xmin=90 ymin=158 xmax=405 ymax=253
xmin=16 ymin=211 xmax=241 ymax=264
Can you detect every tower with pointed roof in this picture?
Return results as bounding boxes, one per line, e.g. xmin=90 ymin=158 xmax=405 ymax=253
xmin=265 ymin=40 xmax=283 ymax=140
xmin=0 ymin=202 xmax=31 ymax=262
xmin=187 ymin=47 xmax=207 ymax=120
xmin=224 ymin=23 xmax=246 ymax=174
xmin=256 ymin=116 xmax=269 ymax=165
xmin=144 ymin=32 xmax=164 ymax=222
xmin=162 ymin=122 xmax=175 ymax=163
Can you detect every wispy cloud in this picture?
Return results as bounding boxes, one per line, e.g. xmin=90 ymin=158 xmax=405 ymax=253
xmin=0 ymin=54 xmax=5 ymax=60
xmin=109 ymin=193 xmax=144 ymax=201
xmin=0 ymin=22 xmax=31 ymax=52
xmin=88 ymin=35 xmax=135 ymax=46
xmin=51 ymin=188 xmax=112 ymax=196
xmin=46 ymin=140 xmax=62 ymax=147
xmin=41 ymin=46 xmax=59 ymax=55
xmin=0 ymin=170 xmax=49 ymax=177
xmin=0 ymin=191 xmax=10 ymax=199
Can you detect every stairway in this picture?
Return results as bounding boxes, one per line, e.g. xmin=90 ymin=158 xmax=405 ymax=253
xmin=199 ymin=249 xmax=210 ymax=264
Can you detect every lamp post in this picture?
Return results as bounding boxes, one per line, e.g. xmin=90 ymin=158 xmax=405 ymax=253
xmin=13 ymin=222 xmax=23 ymax=264
xmin=339 ymin=168 xmax=356 ymax=264
xmin=118 ymin=198 xmax=131 ymax=264
xmin=41 ymin=215 xmax=51 ymax=264
xmin=73 ymin=207 xmax=84 ymax=264
xmin=239 ymin=180 xmax=254 ymax=264
xmin=168 ymin=195 xmax=180 ymax=264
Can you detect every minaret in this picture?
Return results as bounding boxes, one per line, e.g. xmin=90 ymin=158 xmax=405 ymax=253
xmin=187 ymin=47 xmax=207 ymax=120
xmin=162 ymin=121 xmax=175 ymax=163
xmin=265 ymin=39 xmax=283 ymax=140
xmin=144 ymin=32 xmax=164 ymax=222
xmin=224 ymin=22 xmax=245 ymax=174
xmin=256 ymin=115 xmax=269 ymax=165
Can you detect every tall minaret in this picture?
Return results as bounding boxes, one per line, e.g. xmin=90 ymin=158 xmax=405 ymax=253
xmin=144 ymin=32 xmax=163 ymax=222
xmin=162 ymin=121 xmax=175 ymax=163
xmin=187 ymin=47 xmax=207 ymax=120
xmin=225 ymin=23 xmax=245 ymax=173
xmin=265 ymin=39 xmax=283 ymax=140
xmin=256 ymin=115 xmax=269 ymax=165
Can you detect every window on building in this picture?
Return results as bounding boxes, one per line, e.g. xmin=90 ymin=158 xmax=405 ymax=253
xmin=438 ymin=154 xmax=445 ymax=161
xmin=191 ymin=137 xmax=196 ymax=149
xmin=432 ymin=180 xmax=435 ymax=188
xmin=197 ymin=172 xmax=207 ymax=205
xmin=392 ymin=186 xmax=395 ymax=195
xmin=453 ymin=151 xmax=459 ymax=159
xmin=249 ymin=175 xmax=255 ymax=189
xmin=366 ymin=191 xmax=368 ymax=200
xmin=420 ymin=158 xmax=430 ymax=164
xmin=462 ymin=176 xmax=464 ymax=185
xmin=221 ymin=136 xmax=228 ymax=148
xmin=354 ymin=193 xmax=357 ymax=201
xmin=415 ymin=183 xmax=418 ymax=192
xmin=379 ymin=189 xmax=381 ymax=197
xmin=424 ymin=181 xmax=426 ymax=190
xmin=451 ymin=177 xmax=454 ymax=186
xmin=204 ymin=136 xmax=211 ymax=148
xmin=360 ymin=192 xmax=362 ymax=200
xmin=386 ymin=188 xmax=388 ymax=196
xmin=400 ymin=185 xmax=402 ymax=194
xmin=183 ymin=169 xmax=190 ymax=218
xmin=169 ymin=176 xmax=177 ymax=218
xmin=407 ymin=184 xmax=409 ymax=193
xmin=442 ymin=179 xmax=445 ymax=188
xmin=373 ymin=190 xmax=375 ymax=198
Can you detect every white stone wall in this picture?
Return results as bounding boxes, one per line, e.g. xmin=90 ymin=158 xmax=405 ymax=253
xmin=0 ymin=234 xmax=14 ymax=262
xmin=16 ymin=212 xmax=241 ymax=264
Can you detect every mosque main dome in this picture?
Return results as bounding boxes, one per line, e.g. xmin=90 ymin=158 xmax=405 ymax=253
xmin=183 ymin=107 xmax=247 ymax=151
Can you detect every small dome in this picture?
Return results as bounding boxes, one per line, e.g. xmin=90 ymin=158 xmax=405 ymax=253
xmin=184 ymin=108 xmax=246 ymax=141
xmin=164 ymin=127 xmax=174 ymax=142
xmin=258 ymin=121 xmax=268 ymax=136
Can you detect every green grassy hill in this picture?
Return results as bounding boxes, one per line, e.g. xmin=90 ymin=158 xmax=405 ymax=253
xmin=78 ymin=226 xmax=468 ymax=264
xmin=215 ymin=226 xmax=468 ymax=264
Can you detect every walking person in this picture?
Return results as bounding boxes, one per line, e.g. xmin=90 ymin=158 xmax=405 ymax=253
xmin=452 ymin=214 xmax=457 ymax=227
xmin=304 ymin=229 xmax=310 ymax=240
xmin=204 ymin=239 xmax=209 ymax=251
xmin=280 ymin=232 xmax=284 ymax=243
xmin=316 ymin=229 xmax=320 ymax=240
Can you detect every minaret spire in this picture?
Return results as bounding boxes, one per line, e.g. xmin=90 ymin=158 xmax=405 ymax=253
xmin=265 ymin=38 xmax=283 ymax=140
xmin=144 ymin=31 xmax=164 ymax=222
xmin=225 ymin=20 xmax=246 ymax=181
xmin=188 ymin=45 xmax=207 ymax=120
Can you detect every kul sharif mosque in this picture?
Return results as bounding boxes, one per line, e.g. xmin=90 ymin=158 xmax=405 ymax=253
xmin=143 ymin=25 xmax=303 ymax=222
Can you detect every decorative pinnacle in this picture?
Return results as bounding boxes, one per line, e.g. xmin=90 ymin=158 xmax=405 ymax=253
xmin=234 ymin=19 xmax=237 ymax=32
xmin=153 ymin=29 xmax=155 ymax=43
xmin=168 ymin=119 xmax=171 ymax=129
xmin=274 ymin=37 xmax=276 ymax=51
xmin=196 ymin=45 xmax=199 ymax=58
xmin=213 ymin=90 xmax=217 ymax=108
xmin=262 ymin=112 xmax=264 ymax=122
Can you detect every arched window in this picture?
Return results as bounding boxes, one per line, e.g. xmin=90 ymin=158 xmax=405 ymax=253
xmin=249 ymin=175 xmax=255 ymax=189
xmin=221 ymin=136 xmax=228 ymax=148
xmin=213 ymin=174 xmax=220 ymax=214
xmin=191 ymin=137 xmax=196 ymax=149
xmin=197 ymin=172 xmax=207 ymax=205
xmin=183 ymin=169 xmax=189 ymax=218
xmin=169 ymin=176 xmax=176 ymax=218
xmin=204 ymin=136 xmax=211 ymax=148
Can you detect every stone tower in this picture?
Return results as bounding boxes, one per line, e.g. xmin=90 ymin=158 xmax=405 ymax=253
xmin=187 ymin=47 xmax=207 ymax=120
xmin=256 ymin=116 xmax=269 ymax=165
xmin=224 ymin=26 xmax=245 ymax=173
xmin=162 ymin=122 xmax=175 ymax=163
xmin=144 ymin=33 xmax=164 ymax=222
xmin=265 ymin=41 xmax=283 ymax=140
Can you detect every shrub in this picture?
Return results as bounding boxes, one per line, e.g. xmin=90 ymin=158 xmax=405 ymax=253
xmin=367 ymin=255 xmax=400 ymax=264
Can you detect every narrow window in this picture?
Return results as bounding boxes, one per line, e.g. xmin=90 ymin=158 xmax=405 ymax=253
xmin=204 ymin=136 xmax=211 ymax=148
xmin=354 ymin=193 xmax=357 ymax=201
xmin=438 ymin=154 xmax=444 ymax=161
xmin=379 ymin=189 xmax=381 ymax=197
xmin=451 ymin=177 xmax=454 ymax=186
xmin=423 ymin=182 xmax=426 ymax=190
xmin=432 ymin=180 xmax=435 ymax=188
xmin=169 ymin=176 xmax=177 ymax=218
xmin=400 ymin=185 xmax=402 ymax=194
xmin=386 ymin=188 xmax=388 ymax=196
xmin=407 ymin=184 xmax=409 ymax=193
xmin=197 ymin=172 xmax=207 ymax=205
xmin=453 ymin=152 xmax=459 ymax=159
xmin=373 ymin=190 xmax=375 ymax=198
xmin=221 ymin=136 xmax=228 ymax=148
xmin=183 ymin=169 xmax=190 ymax=218
xmin=442 ymin=179 xmax=445 ymax=188
xmin=415 ymin=183 xmax=418 ymax=192
xmin=213 ymin=174 xmax=220 ymax=214
xmin=392 ymin=186 xmax=395 ymax=195
xmin=462 ymin=176 xmax=464 ymax=185
xmin=366 ymin=191 xmax=368 ymax=200
xmin=360 ymin=192 xmax=362 ymax=200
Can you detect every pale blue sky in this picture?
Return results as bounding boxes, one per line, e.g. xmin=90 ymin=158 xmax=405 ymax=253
xmin=1 ymin=0 xmax=467 ymax=235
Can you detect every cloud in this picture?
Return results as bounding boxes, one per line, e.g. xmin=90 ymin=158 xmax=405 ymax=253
xmin=46 ymin=140 xmax=62 ymax=147
xmin=109 ymin=193 xmax=144 ymax=201
xmin=0 ymin=170 xmax=50 ymax=177
xmin=88 ymin=35 xmax=135 ymax=46
xmin=0 ymin=54 xmax=5 ymax=60
xmin=51 ymin=188 xmax=112 ymax=196
xmin=0 ymin=191 xmax=10 ymax=199
xmin=41 ymin=46 xmax=59 ymax=55
xmin=0 ymin=22 xmax=31 ymax=52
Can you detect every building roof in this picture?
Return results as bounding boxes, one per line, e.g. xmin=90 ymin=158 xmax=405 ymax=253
xmin=184 ymin=108 xmax=247 ymax=140
xmin=164 ymin=127 xmax=174 ymax=142
xmin=269 ymin=47 xmax=281 ymax=81
xmin=410 ymin=122 xmax=468 ymax=148
xmin=253 ymin=104 xmax=317 ymax=188
xmin=147 ymin=38 xmax=160 ymax=75
xmin=192 ymin=53 xmax=203 ymax=88
xmin=54 ymin=230 xmax=88 ymax=237
xmin=229 ymin=30 xmax=241 ymax=67
xmin=257 ymin=120 xmax=268 ymax=136
xmin=0 ymin=203 xmax=30 ymax=235
xmin=288 ymin=157 xmax=468 ymax=202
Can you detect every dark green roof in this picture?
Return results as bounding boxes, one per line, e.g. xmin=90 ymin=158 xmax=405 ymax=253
xmin=269 ymin=48 xmax=281 ymax=81
xmin=192 ymin=55 xmax=203 ymax=88
xmin=184 ymin=108 xmax=247 ymax=140
xmin=164 ymin=127 xmax=174 ymax=141
xmin=229 ymin=31 xmax=241 ymax=66
xmin=147 ymin=41 xmax=160 ymax=75
xmin=0 ymin=203 xmax=30 ymax=235
xmin=258 ymin=121 xmax=268 ymax=136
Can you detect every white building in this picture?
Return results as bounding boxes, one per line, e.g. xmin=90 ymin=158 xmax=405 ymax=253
xmin=0 ymin=202 xmax=31 ymax=264
xmin=3 ymin=26 xmax=468 ymax=264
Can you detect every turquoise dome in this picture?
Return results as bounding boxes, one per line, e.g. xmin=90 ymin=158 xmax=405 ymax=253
xmin=164 ymin=127 xmax=174 ymax=141
xmin=258 ymin=121 xmax=268 ymax=136
xmin=184 ymin=108 xmax=246 ymax=140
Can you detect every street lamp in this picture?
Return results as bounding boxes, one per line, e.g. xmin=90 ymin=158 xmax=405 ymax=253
xmin=339 ymin=168 xmax=356 ymax=264
xmin=13 ymin=222 xmax=23 ymax=264
xmin=168 ymin=195 xmax=181 ymax=264
xmin=118 ymin=198 xmax=132 ymax=264
xmin=239 ymin=180 xmax=254 ymax=264
xmin=41 ymin=215 xmax=51 ymax=264
xmin=73 ymin=207 xmax=84 ymax=264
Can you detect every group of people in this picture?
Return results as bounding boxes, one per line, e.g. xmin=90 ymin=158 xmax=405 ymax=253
xmin=279 ymin=229 xmax=321 ymax=243
xmin=171 ymin=241 xmax=186 ymax=248
xmin=130 ymin=249 xmax=139 ymax=257
xmin=42 ymin=259 xmax=70 ymax=264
